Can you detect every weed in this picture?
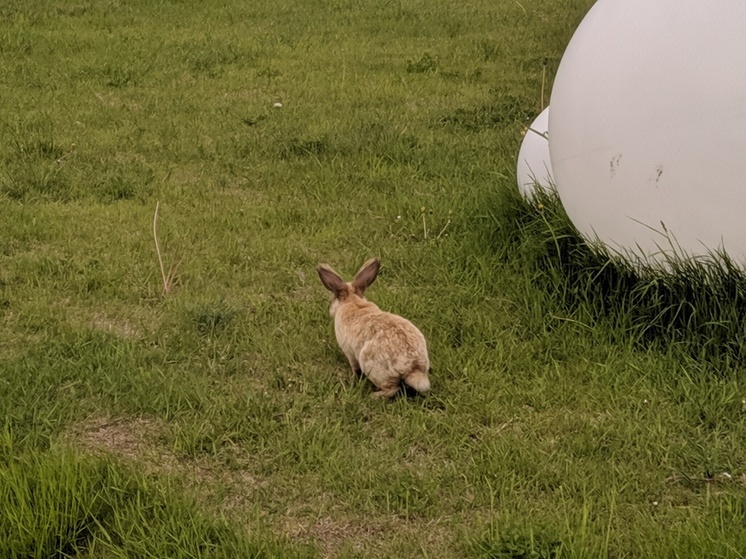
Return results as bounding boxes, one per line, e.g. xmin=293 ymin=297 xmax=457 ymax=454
xmin=153 ymin=201 xmax=180 ymax=295
xmin=471 ymin=527 xmax=562 ymax=559
xmin=406 ymin=52 xmax=438 ymax=74
xmin=192 ymin=300 xmax=239 ymax=336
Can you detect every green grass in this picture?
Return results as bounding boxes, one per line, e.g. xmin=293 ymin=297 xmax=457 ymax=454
xmin=495 ymin=188 xmax=746 ymax=365
xmin=0 ymin=433 xmax=313 ymax=558
xmin=2 ymin=0 xmax=746 ymax=557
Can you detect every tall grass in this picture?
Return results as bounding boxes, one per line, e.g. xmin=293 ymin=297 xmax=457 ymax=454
xmin=0 ymin=432 xmax=312 ymax=558
xmin=491 ymin=187 xmax=746 ymax=366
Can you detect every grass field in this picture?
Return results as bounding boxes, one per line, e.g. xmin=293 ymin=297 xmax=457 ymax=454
xmin=3 ymin=1 xmax=746 ymax=557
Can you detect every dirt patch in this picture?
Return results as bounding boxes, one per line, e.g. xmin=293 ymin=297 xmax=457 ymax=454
xmin=64 ymin=415 xmax=177 ymax=472
xmin=281 ymin=510 xmax=456 ymax=558
xmin=283 ymin=513 xmax=384 ymax=557
xmin=62 ymin=415 xmax=264 ymax=497
xmin=62 ymin=416 xmax=456 ymax=558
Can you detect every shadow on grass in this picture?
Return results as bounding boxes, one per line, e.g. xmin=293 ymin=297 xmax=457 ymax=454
xmin=490 ymin=185 xmax=746 ymax=367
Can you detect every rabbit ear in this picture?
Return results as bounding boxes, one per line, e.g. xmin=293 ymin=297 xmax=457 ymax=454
xmin=352 ymin=258 xmax=380 ymax=293
xmin=317 ymin=264 xmax=346 ymax=296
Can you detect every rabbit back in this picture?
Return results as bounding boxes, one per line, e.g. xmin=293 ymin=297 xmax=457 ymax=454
xmin=336 ymin=305 xmax=429 ymax=390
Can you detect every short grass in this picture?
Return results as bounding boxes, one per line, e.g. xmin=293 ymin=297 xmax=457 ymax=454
xmin=2 ymin=1 xmax=746 ymax=558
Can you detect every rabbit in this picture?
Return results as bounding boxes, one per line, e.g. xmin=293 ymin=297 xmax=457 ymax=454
xmin=316 ymin=257 xmax=430 ymax=398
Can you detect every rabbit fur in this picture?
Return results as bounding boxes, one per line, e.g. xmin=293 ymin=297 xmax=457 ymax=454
xmin=317 ymin=258 xmax=430 ymax=398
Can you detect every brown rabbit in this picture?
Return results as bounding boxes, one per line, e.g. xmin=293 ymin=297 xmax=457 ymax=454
xmin=317 ymin=258 xmax=430 ymax=398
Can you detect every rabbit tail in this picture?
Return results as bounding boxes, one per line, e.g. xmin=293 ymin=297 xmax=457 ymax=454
xmin=404 ymin=369 xmax=430 ymax=394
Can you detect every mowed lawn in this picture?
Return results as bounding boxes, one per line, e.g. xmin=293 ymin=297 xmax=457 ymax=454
xmin=2 ymin=1 xmax=746 ymax=558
